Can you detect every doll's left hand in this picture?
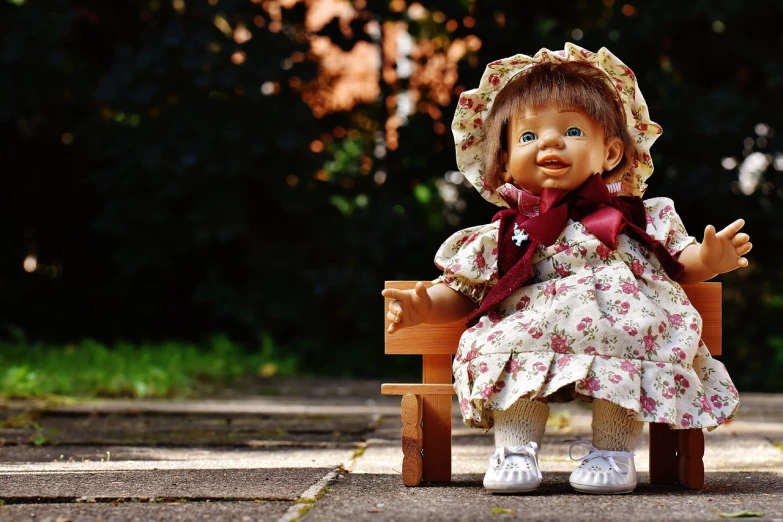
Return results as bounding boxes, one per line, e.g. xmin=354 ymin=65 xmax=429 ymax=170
xmin=700 ymin=219 xmax=752 ymax=274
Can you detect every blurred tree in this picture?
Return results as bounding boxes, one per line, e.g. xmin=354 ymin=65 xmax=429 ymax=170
xmin=0 ymin=0 xmax=781 ymax=387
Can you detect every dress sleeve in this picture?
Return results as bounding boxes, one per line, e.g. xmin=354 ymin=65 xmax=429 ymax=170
xmin=643 ymin=197 xmax=697 ymax=256
xmin=433 ymin=222 xmax=500 ymax=304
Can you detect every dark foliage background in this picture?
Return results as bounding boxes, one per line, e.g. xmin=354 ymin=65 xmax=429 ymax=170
xmin=1 ymin=0 xmax=782 ymax=389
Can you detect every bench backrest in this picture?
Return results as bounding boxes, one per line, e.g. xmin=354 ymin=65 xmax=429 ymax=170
xmin=384 ymin=281 xmax=721 ymax=356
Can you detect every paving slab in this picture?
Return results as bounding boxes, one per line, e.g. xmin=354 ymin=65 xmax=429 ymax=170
xmin=305 ymin=472 xmax=783 ymax=522
xmin=0 ymin=410 xmax=377 ymax=446
xmin=0 ymin=500 xmax=292 ymax=522
xmin=12 ymin=397 xmax=399 ymax=416
xmin=210 ymin=376 xmax=392 ymax=400
xmin=0 ymin=382 xmax=780 ymax=522
xmin=0 ymin=446 xmax=357 ymax=472
xmin=0 ymin=468 xmax=329 ymax=501
xmin=0 ymin=445 xmax=357 ymax=467
xmin=345 ymin=392 xmax=783 ymax=522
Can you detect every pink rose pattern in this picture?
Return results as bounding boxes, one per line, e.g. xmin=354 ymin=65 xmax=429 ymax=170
xmin=439 ymin=199 xmax=737 ymax=431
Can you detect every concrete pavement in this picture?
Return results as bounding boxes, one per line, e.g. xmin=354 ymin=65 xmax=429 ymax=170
xmin=0 ymin=378 xmax=781 ymax=521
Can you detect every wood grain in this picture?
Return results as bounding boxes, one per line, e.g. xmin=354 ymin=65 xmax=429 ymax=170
xmin=648 ymin=422 xmax=678 ymax=485
xmin=678 ymin=429 xmax=705 ymax=490
xmin=680 ymin=283 xmax=722 ymax=356
xmin=381 ymin=383 xmax=455 ymax=396
xmin=400 ymin=394 xmax=423 ymax=486
xmin=384 ymin=281 xmax=722 ymax=356
xmin=421 ymin=354 xmax=452 ymax=482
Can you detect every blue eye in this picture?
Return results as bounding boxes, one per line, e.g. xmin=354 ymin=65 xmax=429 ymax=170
xmin=566 ymin=127 xmax=583 ymax=137
xmin=520 ymin=132 xmax=537 ymax=143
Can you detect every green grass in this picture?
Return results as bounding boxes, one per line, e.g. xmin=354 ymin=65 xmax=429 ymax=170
xmin=0 ymin=334 xmax=297 ymax=399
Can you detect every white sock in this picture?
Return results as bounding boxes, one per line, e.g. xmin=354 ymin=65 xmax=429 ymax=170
xmin=493 ymin=399 xmax=550 ymax=449
xmin=591 ymin=398 xmax=643 ymax=452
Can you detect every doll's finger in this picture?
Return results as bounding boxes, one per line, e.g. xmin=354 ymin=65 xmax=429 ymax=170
xmin=386 ymin=309 xmax=401 ymax=323
xmin=718 ymin=219 xmax=745 ymax=238
xmin=731 ymin=233 xmax=750 ymax=246
xmin=387 ymin=299 xmax=401 ymax=317
xmin=387 ymin=322 xmax=399 ymax=334
xmin=703 ymin=225 xmax=717 ymax=245
xmin=413 ymin=282 xmax=431 ymax=306
xmin=382 ymin=288 xmax=406 ymax=300
xmin=387 ymin=301 xmax=403 ymax=320
xmin=736 ymin=242 xmax=752 ymax=256
xmin=737 ymin=257 xmax=749 ymax=268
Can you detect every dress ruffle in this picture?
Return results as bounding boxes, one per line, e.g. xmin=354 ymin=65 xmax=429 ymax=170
xmin=455 ymin=343 xmax=739 ymax=431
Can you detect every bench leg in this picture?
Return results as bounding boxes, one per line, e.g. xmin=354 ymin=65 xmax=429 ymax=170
xmin=678 ymin=429 xmax=705 ymax=490
xmin=421 ymin=394 xmax=452 ymax=482
xmin=649 ymin=424 xmax=705 ymax=489
xmin=649 ymin=422 xmax=678 ymax=485
xmin=400 ymin=394 xmax=423 ymax=486
xmin=422 ymin=354 xmax=452 ymax=483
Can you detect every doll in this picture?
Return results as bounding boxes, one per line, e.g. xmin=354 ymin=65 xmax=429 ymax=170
xmin=382 ymin=44 xmax=749 ymax=495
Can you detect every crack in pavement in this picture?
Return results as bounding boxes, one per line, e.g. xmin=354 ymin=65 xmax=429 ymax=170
xmin=275 ymin=416 xmax=378 ymax=522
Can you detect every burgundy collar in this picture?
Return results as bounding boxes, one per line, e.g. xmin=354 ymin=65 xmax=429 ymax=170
xmin=495 ymin=181 xmax=624 ymax=218
xmin=465 ymin=175 xmax=684 ymax=327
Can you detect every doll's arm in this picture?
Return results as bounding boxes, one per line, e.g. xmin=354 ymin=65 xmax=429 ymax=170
xmin=382 ymin=282 xmax=478 ymax=334
xmin=677 ymin=219 xmax=752 ymax=283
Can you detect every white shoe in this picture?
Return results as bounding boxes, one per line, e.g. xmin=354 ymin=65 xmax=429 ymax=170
xmin=483 ymin=442 xmax=542 ymax=494
xmin=568 ymin=440 xmax=637 ymax=494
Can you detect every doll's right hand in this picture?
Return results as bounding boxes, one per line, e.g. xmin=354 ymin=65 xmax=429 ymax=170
xmin=381 ymin=281 xmax=432 ymax=334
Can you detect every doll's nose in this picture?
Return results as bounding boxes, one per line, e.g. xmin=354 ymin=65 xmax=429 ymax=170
xmin=538 ymin=131 xmax=564 ymax=149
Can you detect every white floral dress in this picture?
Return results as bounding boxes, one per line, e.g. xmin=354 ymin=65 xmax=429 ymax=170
xmin=436 ymin=198 xmax=739 ymax=431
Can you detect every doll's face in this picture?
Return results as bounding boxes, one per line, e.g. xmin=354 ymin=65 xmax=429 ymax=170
xmin=502 ymin=105 xmax=623 ymax=195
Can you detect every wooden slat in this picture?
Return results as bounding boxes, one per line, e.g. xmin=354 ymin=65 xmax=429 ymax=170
xmin=421 ymin=354 xmax=452 ymax=482
xmin=680 ymin=283 xmax=721 ymax=356
xmin=649 ymin=422 xmax=678 ymax=485
xmin=678 ymin=429 xmax=705 ymax=490
xmin=381 ymin=383 xmax=456 ymax=396
xmin=401 ymin=394 xmax=423 ymax=486
xmin=384 ymin=281 xmax=722 ymax=356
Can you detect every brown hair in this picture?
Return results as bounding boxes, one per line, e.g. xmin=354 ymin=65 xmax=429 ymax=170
xmin=482 ymin=61 xmax=635 ymax=190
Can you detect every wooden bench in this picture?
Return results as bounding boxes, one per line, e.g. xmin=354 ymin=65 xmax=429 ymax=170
xmin=382 ymin=280 xmax=722 ymax=489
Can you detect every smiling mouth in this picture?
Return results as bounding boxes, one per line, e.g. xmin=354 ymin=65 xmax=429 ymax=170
xmin=537 ymin=157 xmax=571 ymax=174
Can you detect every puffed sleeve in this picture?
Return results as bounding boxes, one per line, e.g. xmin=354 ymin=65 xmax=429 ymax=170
xmin=433 ymin=221 xmax=500 ymax=304
xmin=643 ymin=197 xmax=697 ymax=256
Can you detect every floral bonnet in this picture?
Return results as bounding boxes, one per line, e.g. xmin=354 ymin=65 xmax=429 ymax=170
xmin=452 ymin=43 xmax=662 ymax=207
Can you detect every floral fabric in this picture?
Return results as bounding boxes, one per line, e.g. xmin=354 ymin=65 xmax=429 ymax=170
xmin=435 ymin=198 xmax=739 ymax=431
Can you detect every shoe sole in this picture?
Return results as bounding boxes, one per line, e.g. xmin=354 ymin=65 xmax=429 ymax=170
xmin=570 ymin=482 xmax=636 ymax=495
xmin=484 ymin=482 xmax=541 ymax=494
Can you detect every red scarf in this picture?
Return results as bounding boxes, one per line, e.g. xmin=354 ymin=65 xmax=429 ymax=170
xmin=465 ymin=174 xmax=684 ymax=327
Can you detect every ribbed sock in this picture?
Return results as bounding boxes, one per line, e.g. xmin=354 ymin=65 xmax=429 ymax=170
xmin=493 ymin=399 xmax=550 ymax=449
xmin=591 ymin=398 xmax=643 ymax=452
